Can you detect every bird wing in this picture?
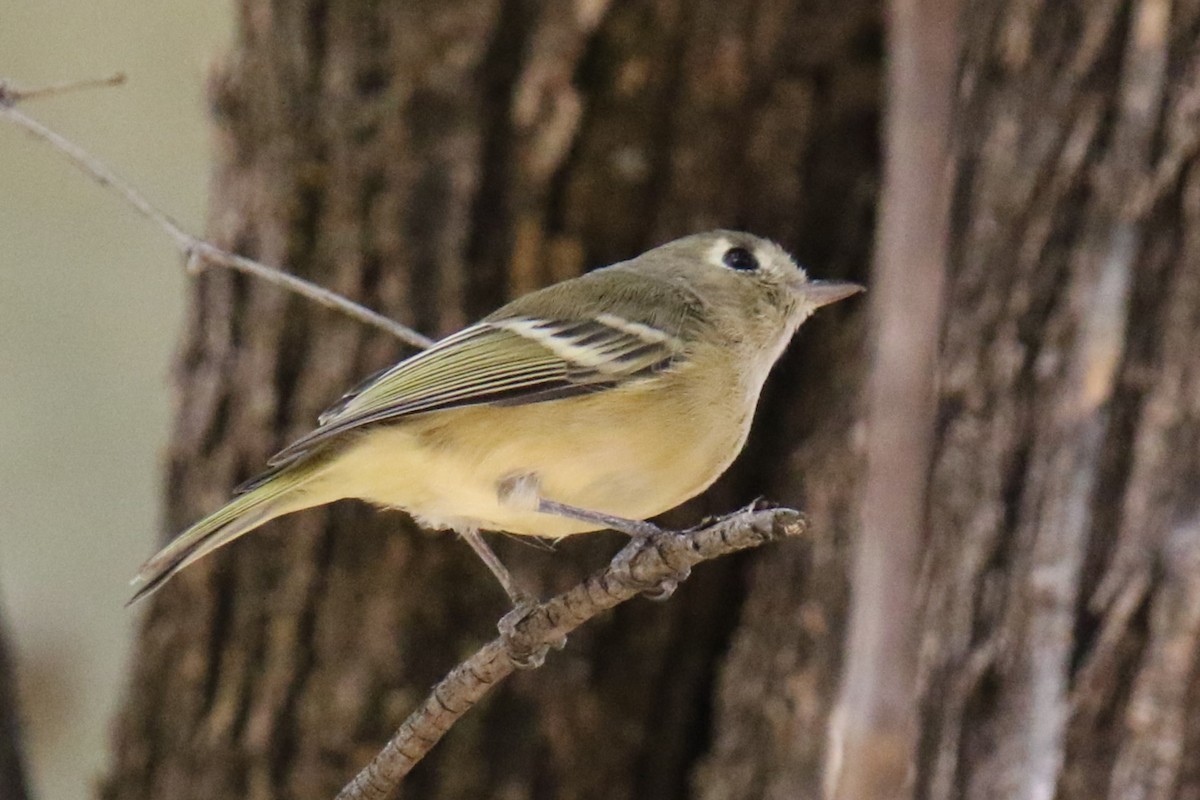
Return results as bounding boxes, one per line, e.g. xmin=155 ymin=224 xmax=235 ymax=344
xmin=264 ymin=312 xmax=686 ymax=469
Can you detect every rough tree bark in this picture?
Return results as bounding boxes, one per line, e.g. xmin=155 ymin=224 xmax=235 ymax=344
xmin=915 ymin=2 xmax=1200 ymax=799
xmin=703 ymin=2 xmax=1200 ymax=799
xmin=102 ymin=1 xmax=1200 ymax=799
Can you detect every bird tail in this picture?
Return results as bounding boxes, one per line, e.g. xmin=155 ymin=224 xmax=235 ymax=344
xmin=128 ymin=460 xmax=327 ymax=605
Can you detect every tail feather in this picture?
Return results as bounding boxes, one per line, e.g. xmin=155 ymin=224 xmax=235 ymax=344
xmin=128 ymin=462 xmax=324 ymax=605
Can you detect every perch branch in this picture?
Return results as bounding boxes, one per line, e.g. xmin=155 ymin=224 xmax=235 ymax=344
xmin=336 ymin=506 xmax=808 ymax=800
xmin=0 ymin=76 xmax=434 ymax=350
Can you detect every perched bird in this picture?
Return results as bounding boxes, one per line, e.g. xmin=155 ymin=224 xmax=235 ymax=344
xmin=130 ymin=231 xmax=861 ymax=605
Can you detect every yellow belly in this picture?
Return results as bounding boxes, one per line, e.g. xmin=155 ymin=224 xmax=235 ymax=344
xmin=311 ymin=377 xmax=752 ymax=537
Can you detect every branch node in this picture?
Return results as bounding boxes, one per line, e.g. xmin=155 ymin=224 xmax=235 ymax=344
xmin=183 ymin=243 xmax=205 ymax=275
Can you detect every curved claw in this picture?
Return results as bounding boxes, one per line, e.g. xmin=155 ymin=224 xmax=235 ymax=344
xmin=641 ymin=562 xmax=692 ymax=601
xmin=510 ymin=646 xmax=549 ymax=670
xmin=642 ymin=578 xmax=678 ymax=601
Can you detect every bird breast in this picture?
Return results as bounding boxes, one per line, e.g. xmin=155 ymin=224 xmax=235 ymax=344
xmin=313 ymin=364 xmax=755 ymax=538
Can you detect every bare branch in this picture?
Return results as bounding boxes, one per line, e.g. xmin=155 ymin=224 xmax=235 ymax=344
xmin=336 ymin=506 xmax=808 ymax=800
xmin=0 ymin=72 xmax=126 ymax=104
xmin=0 ymin=78 xmax=434 ymax=350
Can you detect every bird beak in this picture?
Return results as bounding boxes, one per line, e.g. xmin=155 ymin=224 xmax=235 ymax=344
xmin=795 ymin=279 xmax=865 ymax=308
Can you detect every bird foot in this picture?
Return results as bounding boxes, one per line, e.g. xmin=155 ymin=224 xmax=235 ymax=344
xmin=498 ymin=598 xmax=564 ymax=669
xmin=612 ymin=530 xmax=691 ymax=600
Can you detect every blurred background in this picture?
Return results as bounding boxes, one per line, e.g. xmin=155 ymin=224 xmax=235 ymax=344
xmin=0 ymin=3 xmax=229 ymax=798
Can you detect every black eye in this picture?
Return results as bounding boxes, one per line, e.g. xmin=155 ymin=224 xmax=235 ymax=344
xmin=722 ymin=246 xmax=759 ymax=271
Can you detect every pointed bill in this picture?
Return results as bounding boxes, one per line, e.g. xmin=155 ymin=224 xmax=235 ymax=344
xmin=798 ymin=279 xmax=865 ymax=308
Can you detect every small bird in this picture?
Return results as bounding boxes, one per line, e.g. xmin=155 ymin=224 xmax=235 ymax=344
xmin=130 ymin=231 xmax=861 ymax=605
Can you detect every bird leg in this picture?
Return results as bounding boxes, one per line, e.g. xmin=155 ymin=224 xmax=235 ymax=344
xmin=500 ymin=472 xmax=663 ymax=538
xmin=535 ymin=498 xmax=689 ymax=600
xmin=458 ymin=527 xmax=531 ymax=607
xmin=497 ymin=473 xmax=687 ymax=600
xmin=536 ymin=498 xmax=664 ymax=539
xmin=458 ymin=528 xmax=564 ymax=669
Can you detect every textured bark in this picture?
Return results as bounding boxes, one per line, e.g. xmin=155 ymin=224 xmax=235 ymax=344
xmin=916 ymin=2 xmax=1200 ymax=799
xmin=104 ymin=1 xmax=1200 ymax=799
xmin=103 ymin=3 xmax=877 ymax=800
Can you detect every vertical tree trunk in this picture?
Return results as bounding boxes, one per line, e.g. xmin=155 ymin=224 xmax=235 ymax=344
xmin=702 ymin=2 xmax=1200 ymax=799
xmin=915 ymin=2 xmax=1200 ymax=798
xmin=103 ymin=1 xmax=1200 ymax=799
xmin=103 ymin=2 xmax=879 ymax=799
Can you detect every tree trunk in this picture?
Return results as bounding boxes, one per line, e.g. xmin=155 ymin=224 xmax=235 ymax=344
xmin=915 ymin=3 xmax=1200 ymax=798
xmin=102 ymin=1 xmax=1200 ymax=799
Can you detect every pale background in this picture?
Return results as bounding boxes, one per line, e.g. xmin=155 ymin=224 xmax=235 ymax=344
xmin=0 ymin=3 xmax=230 ymax=798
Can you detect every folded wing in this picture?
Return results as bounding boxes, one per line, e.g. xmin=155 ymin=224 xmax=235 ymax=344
xmin=262 ymin=314 xmax=685 ymax=472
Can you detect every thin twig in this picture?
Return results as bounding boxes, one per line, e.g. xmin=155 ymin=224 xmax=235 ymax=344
xmin=336 ymin=506 xmax=807 ymax=800
xmin=0 ymin=73 xmax=126 ymax=104
xmin=0 ymin=78 xmax=434 ymax=350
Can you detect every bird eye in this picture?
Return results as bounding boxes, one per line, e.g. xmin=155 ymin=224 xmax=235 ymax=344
xmin=722 ymin=246 xmax=759 ymax=271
